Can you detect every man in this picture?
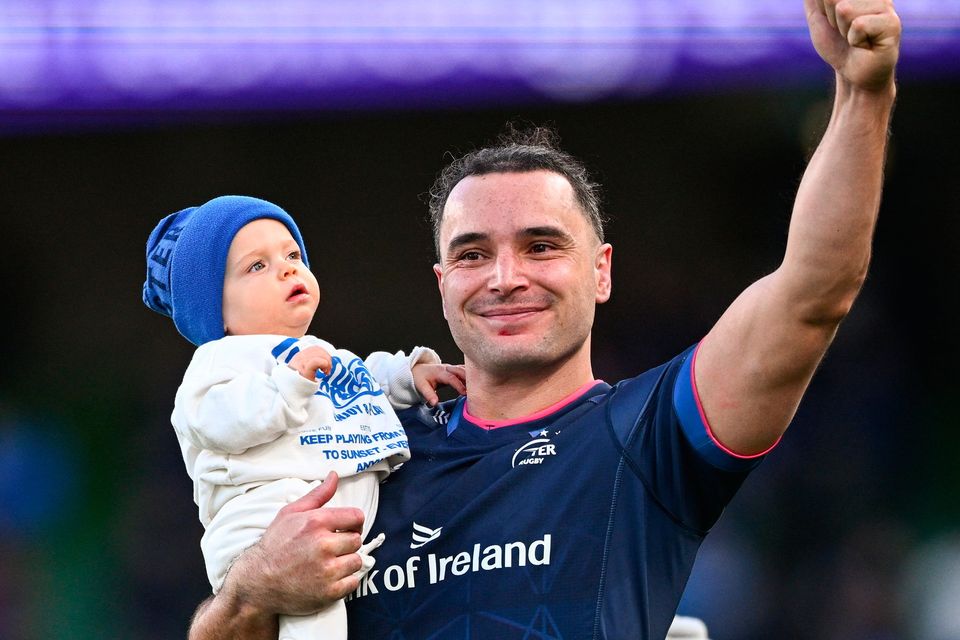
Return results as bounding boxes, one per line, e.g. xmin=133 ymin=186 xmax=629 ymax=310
xmin=188 ymin=0 xmax=901 ymax=637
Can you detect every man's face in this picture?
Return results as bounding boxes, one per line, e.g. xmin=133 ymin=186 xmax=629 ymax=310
xmin=434 ymin=170 xmax=612 ymax=377
xmin=222 ymin=218 xmax=319 ymax=338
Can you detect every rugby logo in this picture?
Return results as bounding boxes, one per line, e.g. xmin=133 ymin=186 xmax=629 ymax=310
xmin=410 ymin=522 xmax=442 ymax=549
xmin=511 ymin=438 xmax=557 ymax=468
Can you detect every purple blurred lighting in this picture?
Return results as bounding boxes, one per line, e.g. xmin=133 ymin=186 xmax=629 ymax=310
xmin=1 ymin=0 xmax=958 ymax=131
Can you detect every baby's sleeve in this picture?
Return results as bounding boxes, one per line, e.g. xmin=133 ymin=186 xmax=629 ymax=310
xmin=364 ymin=346 xmax=440 ymax=410
xmin=173 ymin=339 xmax=320 ymax=453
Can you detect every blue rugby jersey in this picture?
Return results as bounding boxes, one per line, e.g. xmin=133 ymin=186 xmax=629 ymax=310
xmin=346 ymin=345 xmax=765 ymax=639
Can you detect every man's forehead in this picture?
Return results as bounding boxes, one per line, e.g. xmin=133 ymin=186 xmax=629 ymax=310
xmin=446 ymin=170 xmax=576 ymax=208
xmin=441 ymin=171 xmax=583 ymax=236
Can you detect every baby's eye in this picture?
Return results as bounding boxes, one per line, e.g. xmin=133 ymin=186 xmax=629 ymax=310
xmin=248 ymin=260 xmax=265 ymax=273
xmin=287 ymin=250 xmax=301 ymax=261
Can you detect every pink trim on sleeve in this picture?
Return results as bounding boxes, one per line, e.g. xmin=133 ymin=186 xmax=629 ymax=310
xmin=690 ymin=342 xmax=780 ymax=459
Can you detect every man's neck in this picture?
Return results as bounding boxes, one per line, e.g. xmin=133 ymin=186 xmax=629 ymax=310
xmin=463 ymin=351 xmax=596 ymax=421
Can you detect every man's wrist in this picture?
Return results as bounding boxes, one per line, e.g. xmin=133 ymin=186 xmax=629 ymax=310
xmin=200 ymin=546 xmax=280 ymax=638
xmin=835 ymin=72 xmax=897 ymax=109
xmin=189 ymin=589 xmax=278 ymax=640
xmin=830 ymin=73 xmax=897 ymax=140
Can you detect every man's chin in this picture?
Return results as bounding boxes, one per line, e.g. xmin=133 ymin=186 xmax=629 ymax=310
xmin=454 ymin=325 xmax=587 ymax=374
xmin=471 ymin=340 xmax=560 ymax=373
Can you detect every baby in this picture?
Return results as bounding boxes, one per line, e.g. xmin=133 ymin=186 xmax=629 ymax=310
xmin=142 ymin=195 xmax=463 ymax=640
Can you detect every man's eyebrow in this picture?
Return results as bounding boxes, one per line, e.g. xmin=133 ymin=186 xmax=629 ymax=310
xmin=446 ymin=226 xmax=575 ymax=255
xmin=520 ymin=226 xmax=574 ymax=242
xmin=446 ymin=232 xmax=489 ymax=254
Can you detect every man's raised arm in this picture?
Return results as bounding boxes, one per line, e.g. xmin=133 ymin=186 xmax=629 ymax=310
xmin=693 ymin=0 xmax=900 ymax=455
xmin=188 ymin=473 xmax=365 ymax=640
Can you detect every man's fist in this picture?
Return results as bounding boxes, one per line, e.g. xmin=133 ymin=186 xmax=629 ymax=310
xmin=806 ymin=0 xmax=901 ymax=92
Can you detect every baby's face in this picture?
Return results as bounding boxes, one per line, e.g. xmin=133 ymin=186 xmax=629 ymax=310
xmin=222 ymin=218 xmax=319 ymax=338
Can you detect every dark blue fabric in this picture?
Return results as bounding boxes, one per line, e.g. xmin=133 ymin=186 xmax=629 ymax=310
xmin=347 ymin=346 xmax=764 ymax=639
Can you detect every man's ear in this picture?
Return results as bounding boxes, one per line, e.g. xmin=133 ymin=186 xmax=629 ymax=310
xmin=595 ymin=243 xmax=613 ymax=304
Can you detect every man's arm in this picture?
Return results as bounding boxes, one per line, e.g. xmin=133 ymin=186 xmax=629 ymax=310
xmin=694 ymin=0 xmax=900 ymax=455
xmin=188 ymin=473 xmax=365 ymax=640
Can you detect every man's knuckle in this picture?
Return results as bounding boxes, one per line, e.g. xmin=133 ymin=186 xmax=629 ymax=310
xmin=835 ymin=2 xmax=855 ymax=20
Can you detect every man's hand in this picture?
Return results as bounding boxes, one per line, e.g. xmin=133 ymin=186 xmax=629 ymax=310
xmin=806 ymin=0 xmax=901 ymax=92
xmin=288 ymin=346 xmax=333 ymax=381
xmin=412 ymin=363 xmax=467 ymax=407
xmin=189 ymin=472 xmax=364 ymax=640
xmin=222 ymin=472 xmax=364 ymax=614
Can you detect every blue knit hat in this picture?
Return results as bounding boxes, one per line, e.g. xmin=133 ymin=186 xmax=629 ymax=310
xmin=142 ymin=195 xmax=310 ymax=346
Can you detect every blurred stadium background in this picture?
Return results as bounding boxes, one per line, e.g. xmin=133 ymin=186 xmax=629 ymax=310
xmin=1 ymin=1 xmax=958 ymax=638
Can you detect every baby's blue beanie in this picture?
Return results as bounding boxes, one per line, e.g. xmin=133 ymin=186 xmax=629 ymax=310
xmin=142 ymin=195 xmax=309 ymax=346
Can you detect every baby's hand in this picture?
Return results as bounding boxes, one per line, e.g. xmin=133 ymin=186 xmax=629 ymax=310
xmin=288 ymin=346 xmax=333 ymax=381
xmin=413 ymin=363 xmax=466 ymax=407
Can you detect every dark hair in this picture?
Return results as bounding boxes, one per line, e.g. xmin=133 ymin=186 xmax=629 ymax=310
xmin=427 ymin=124 xmax=605 ymax=258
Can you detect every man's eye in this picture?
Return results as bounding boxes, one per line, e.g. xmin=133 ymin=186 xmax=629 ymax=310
xmin=460 ymin=251 xmax=482 ymax=261
xmin=530 ymin=243 xmax=552 ymax=253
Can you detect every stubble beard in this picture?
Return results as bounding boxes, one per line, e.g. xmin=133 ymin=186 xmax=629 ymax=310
xmin=452 ymin=316 xmax=592 ymax=381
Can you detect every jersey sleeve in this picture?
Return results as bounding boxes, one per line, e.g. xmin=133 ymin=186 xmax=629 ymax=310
xmin=672 ymin=341 xmax=778 ymax=470
xmin=364 ymin=346 xmax=440 ymax=410
xmin=609 ymin=344 xmax=771 ymax=533
xmin=172 ymin=338 xmax=320 ymax=454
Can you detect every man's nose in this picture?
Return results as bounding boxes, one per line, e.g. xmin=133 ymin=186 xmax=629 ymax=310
xmin=488 ymin=253 xmax=528 ymax=295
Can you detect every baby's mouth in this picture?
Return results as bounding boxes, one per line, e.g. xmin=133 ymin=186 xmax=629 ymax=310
xmin=287 ymin=284 xmax=307 ymax=300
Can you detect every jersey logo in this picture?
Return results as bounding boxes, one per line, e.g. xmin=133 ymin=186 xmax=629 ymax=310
xmin=349 ymin=532 xmax=553 ymax=601
xmin=410 ymin=522 xmax=443 ymax=549
xmin=512 ymin=438 xmax=557 ymax=468
xmin=431 ymin=406 xmax=450 ymax=425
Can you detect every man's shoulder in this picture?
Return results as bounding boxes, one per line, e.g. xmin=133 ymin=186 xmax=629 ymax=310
xmin=390 ymin=345 xmax=697 ymax=437
xmin=609 ymin=347 xmax=694 ymax=402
